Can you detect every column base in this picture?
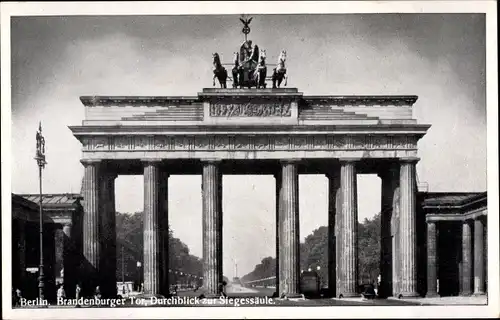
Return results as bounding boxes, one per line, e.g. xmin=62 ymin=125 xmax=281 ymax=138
xmin=399 ymin=292 xmax=420 ymax=298
xmin=473 ymin=291 xmax=486 ymax=296
xmin=338 ymin=292 xmax=360 ymax=298
xmin=425 ymin=292 xmax=440 ymax=298
xmin=460 ymin=291 xmax=472 ymax=297
xmin=283 ymin=293 xmax=304 ymax=299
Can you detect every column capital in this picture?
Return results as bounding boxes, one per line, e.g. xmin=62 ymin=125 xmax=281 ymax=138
xmin=399 ymin=157 xmax=420 ymax=164
xmin=279 ymin=159 xmax=302 ymax=165
xmin=338 ymin=158 xmax=360 ymax=164
xmin=80 ymin=159 xmax=102 ymax=166
xmin=141 ymin=159 xmax=163 ymax=165
xmin=325 ymin=167 xmax=341 ymax=180
xmin=377 ymin=163 xmax=400 ymax=179
xmin=102 ymin=171 xmax=118 ymax=180
xmin=201 ymin=159 xmax=222 ymax=164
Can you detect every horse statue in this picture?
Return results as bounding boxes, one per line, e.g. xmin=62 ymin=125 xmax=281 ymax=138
xmin=212 ymin=52 xmax=227 ymax=88
xmin=254 ymin=49 xmax=267 ymax=89
xmin=231 ymin=52 xmax=240 ymax=88
xmin=272 ymin=50 xmax=288 ymax=88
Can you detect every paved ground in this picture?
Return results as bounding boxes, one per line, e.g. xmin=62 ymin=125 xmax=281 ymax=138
xmin=391 ymin=295 xmax=488 ymax=305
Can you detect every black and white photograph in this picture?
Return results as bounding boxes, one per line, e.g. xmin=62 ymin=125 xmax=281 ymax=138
xmin=1 ymin=2 xmax=498 ymax=319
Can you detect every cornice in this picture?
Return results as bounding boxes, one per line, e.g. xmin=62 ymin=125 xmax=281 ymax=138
xmin=79 ymin=93 xmax=419 ymax=107
xmin=303 ymin=95 xmax=419 ymax=106
xmin=68 ymin=124 xmax=431 ymax=136
xmin=80 ymin=96 xmax=199 ymax=107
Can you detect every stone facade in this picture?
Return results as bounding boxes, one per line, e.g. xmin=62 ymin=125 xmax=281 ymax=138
xmin=11 ymin=193 xmax=83 ymax=301
xmin=67 ymin=87 xmax=432 ymax=298
xmin=422 ymin=192 xmax=487 ymax=297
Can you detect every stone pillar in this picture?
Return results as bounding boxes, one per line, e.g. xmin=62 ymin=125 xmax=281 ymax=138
xmin=81 ymin=159 xmax=101 ymax=296
xmin=399 ymin=159 xmax=419 ymax=297
xmin=327 ymin=168 xmax=340 ymax=298
xmin=159 ymin=171 xmax=170 ymax=297
xmin=461 ymin=220 xmax=472 ymax=296
xmin=100 ymin=172 xmax=117 ymax=298
xmin=62 ymin=223 xmax=78 ymax=298
xmin=473 ymin=218 xmax=485 ymax=295
xmin=143 ymin=160 xmax=162 ymax=295
xmin=279 ymin=161 xmax=301 ymax=298
xmin=274 ymin=172 xmax=281 ymax=294
xmin=335 ymin=172 xmax=344 ymax=297
xmin=379 ymin=165 xmax=399 ymax=297
xmin=108 ymin=175 xmax=117 ymax=297
xmin=202 ymin=161 xmax=223 ymax=297
xmin=426 ymin=221 xmax=439 ymax=297
xmin=339 ymin=159 xmax=358 ymax=298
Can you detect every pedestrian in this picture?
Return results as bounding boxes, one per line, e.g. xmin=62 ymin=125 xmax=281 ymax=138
xmin=219 ymin=282 xmax=227 ymax=297
xmin=13 ymin=288 xmax=22 ymax=307
xmin=75 ymin=283 xmax=81 ymax=299
xmin=75 ymin=284 xmax=82 ymax=308
xmin=94 ymin=286 xmax=101 ymax=299
xmin=57 ymin=283 xmax=66 ymax=300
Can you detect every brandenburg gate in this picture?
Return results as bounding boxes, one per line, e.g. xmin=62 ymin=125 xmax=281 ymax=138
xmin=69 ymin=87 xmax=430 ymax=299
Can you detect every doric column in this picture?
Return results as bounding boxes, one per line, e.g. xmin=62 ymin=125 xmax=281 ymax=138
xmin=473 ymin=218 xmax=485 ymax=295
xmin=378 ymin=165 xmax=399 ymax=297
xmin=108 ymin=174 xmax=117 ymax=297
xmin=279 ymin=160 xmax=301 ymax=298
xmin=399 ymin=159 xmax=419 ymax=297
xmin=202 ymin=161 xmax=223 ymax=297
xmin=461 ymin=220 xmax=472 ymax=296
xmin=159 ymin=171 xmax=170 ymax=297
xmin=143 ymin=160 xmax=162 ymax=295
xmin=426 ymin=221 xmax=439 ymax=297
xmin=62 ymin=223 xmax=78 ymax=298
xmin=327 ymin=168 xmax=340 ymax=298
xmin=274 ymin=172 xmax=281 ymax=295
xmin=339 ymin=159 xmax=358 ymax=297
xmin=100 ymin=171 xmax=117 ymax=298
xmin=81 ymin=159 xmax=101 ymax=296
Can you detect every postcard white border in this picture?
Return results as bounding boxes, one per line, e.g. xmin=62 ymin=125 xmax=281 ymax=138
xmin=1 ymin=1 xmax=498 ymax=319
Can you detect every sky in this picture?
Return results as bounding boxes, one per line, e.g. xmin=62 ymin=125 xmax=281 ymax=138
xmin=10 ymin=13 xmax=486 ymax=279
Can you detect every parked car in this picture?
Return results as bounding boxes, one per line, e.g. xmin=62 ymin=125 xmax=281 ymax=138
xmin=358 ymin=283 xmax=377 ymax=299
xmin=300 ymin=271 xmax=321 ymax=298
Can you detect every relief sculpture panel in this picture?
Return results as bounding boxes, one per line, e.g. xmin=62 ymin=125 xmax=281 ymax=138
xmin=209 ymin=103 xmax=291 ymax=117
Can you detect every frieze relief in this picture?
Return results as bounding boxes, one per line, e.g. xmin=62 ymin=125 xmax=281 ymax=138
xmin=81 ymin=134 xmax=418 ymax=152
xmin=209 ymin=103 xmax=291 ymax=117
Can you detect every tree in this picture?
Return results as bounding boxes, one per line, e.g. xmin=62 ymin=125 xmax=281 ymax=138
xmin=116 ymin=211 xmax=203 ymax=284
xmin=242 ymin=213 xmax=382 ymax=288
xmin=358 ymin=213 xmax=381 ymax=284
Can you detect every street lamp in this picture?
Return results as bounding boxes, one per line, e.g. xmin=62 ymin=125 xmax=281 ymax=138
xmin=35 ymin=122 xmax=47 ymax=300
xmin=136 ymin=261 xmax=142 ymax=292
xmin=316 ymin=266 xmax=321 ymax=271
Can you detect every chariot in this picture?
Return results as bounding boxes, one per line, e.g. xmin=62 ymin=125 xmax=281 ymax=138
xmin=212 ymin=16 xmax=288 ymax=89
